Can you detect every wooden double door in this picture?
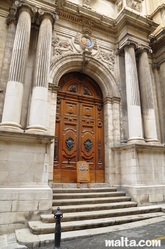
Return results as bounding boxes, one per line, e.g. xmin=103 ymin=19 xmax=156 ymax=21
xmin=53 ymin=72 xmax=104 ymax=183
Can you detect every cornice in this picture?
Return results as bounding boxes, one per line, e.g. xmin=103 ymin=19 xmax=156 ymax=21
xmin=150 ymin=28 xmax=165 ymax=53
xmin=115 ymin=7 xmax=158 ymax=34
xmin=56 ymin=4 xmax=158 ymax=38
xmin=147 ymin=3 xmax=165 ymax=19
xmin=26 ymin=0 xmax=56 ymax=12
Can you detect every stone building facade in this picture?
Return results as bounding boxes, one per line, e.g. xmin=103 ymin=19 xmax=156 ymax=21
xmin=0 ymin=0 xmax=165 ymax=233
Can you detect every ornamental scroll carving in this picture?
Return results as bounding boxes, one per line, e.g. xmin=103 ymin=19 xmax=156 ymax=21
xmin=52 ymin=37 xmax=73 ymax=56
xmin=97 ymin=50 xmax=115 ymax=71
xmin=51 ymin=29 xmax=115 ymax=73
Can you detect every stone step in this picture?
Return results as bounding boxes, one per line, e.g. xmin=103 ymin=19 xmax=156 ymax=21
xmin=52 ymin=196 xmax=131 ymax=206
xmin=41 ymin=205 xmax=162 ymax=223
xmin=28 ymin=212 xmax=164 ymax=235
xmin=52 ymin=183 xmax=110 ymax=189
xmin=52 ymin=187 xmax=117 ymax=193
xmin=52 ymin=191 xmax=126 ymax=199
xmin=15 ymin=216 xmax=165 ymax=248
xmin=51 ymin=201 xmax=137 ymax=213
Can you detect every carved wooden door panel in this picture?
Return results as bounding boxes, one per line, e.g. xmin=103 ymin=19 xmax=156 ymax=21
xmin=53 ymin=72 xmax=104 ymax=183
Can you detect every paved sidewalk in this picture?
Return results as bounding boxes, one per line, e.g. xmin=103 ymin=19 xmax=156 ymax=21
xmin=60 ymin=219 xmax=165 ymax=249
xmin=1 ymin=216 xmax=165 ymax=249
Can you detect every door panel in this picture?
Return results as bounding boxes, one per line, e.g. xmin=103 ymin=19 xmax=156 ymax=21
xmin=53 ymin=72 xmax=104 ymax=183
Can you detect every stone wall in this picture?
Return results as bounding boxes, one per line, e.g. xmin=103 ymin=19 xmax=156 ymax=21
xmin=112 ymin=144 xmax=165 ymax=205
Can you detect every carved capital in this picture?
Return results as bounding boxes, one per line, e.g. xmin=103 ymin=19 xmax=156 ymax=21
xmin=6 ymin=3 xmax=17 ymax=25
xmin=118 ymin=39 xmax=137 ymax=53
xmin=15 ymin=1 xmax=37 ymax=23
xmin=38 ymin=9 xmax=57 ymax=25
xmin=136 ymin=44 xmax=152 ymax=54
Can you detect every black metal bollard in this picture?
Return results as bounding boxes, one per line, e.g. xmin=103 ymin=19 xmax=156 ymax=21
xmin=54 ymin=207 xmax=63 ymax=249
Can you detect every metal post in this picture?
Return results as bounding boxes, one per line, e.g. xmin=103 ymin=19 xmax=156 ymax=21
xmin=54 ymin=207 xmax=63 ymax=249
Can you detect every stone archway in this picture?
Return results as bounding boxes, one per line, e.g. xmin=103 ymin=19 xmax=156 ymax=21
xmin=49 ymin=53 xmax=120 ymax=184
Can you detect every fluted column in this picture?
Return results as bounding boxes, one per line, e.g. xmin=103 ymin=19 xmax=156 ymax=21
xmin=138 ymin=48 xmax=158 ymax=143
xmin=27 ymin=11 xmax=55 ymax=133
xmin=124 ymin=44 xmax=144 ymax=143
xmin=0 ymin=4 xmax=17 ymax=118
xmin=0 ymin=4 xmax=33 ymax=131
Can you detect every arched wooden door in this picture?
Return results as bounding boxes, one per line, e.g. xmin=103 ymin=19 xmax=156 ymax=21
xmin=53 ymin=72 xmax=104 ymax=183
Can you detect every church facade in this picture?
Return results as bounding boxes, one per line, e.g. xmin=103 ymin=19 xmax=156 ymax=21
xmin=0 ymin=0 xmax=165 ymax=233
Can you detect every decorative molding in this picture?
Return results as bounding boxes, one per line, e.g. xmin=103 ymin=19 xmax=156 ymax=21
xmin=57 ymin=10 xmax=116 ymax=36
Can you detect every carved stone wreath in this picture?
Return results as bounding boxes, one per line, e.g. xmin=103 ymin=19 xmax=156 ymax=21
xmin=84 ymin=138 xmax=92 ymax=152
xmin=66 ymin=137 xmax=75 ymax=151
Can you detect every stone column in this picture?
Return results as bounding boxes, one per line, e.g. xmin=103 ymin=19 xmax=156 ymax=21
xmin=138 ymin=48 xmax=158 ymax=143
xmin=27 ymin=11 xmax=55 ymax=133
xmin=0 ymin=4 xmax=33 ymax=131
xmin=124 ymin=44 xmax=144 ymax=143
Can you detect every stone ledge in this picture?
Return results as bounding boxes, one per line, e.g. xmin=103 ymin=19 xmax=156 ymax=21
xmin=0 ymin=130 xmax=54 ymax=144
xmin=112 ymin=143 xmax=165 ymax=151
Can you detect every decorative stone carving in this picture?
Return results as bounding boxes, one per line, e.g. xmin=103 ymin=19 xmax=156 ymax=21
xmin=81 ymin=50 xmax=91 ymax=71
xmin=6 ymin=3 xmax=17 ymax=25
xmin=97 ymin=50 xmax=115 ymax=71
xmin=116 ymin=0 xmax=123 ymax=12
xmin=126 ymin=0 xmax=141 ymax=12
xmin=73 ymin=28 xmax=97 ymax=55
xmin=82 ymin=0 xmax=91 ymax=9
xmin=52 ymin=37 xmax=73 ymax=56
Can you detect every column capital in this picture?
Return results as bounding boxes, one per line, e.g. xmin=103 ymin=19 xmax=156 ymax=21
xmin=136 ymin=44 xmax=152 ymax=54
xmin=6 ymin=3 xmax=17 ymax=25
xmin=15 ymin=1 xmax=37 ymax=23
xmin=117 ymin=39 xmax=137 ymax=54
xmin=37 ymin=9 xmax=57 ymax=25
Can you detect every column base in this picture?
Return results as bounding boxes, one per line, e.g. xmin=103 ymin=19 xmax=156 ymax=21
xmin=128 ymin=137 xmax=145 ymax=144
xmin=0 ymin=121 xmax=23 ymax=132
xmin=145 ymin=138 xmax=159 ymax=145
xmin=26 ymin=124 xmax=47 ymax=134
